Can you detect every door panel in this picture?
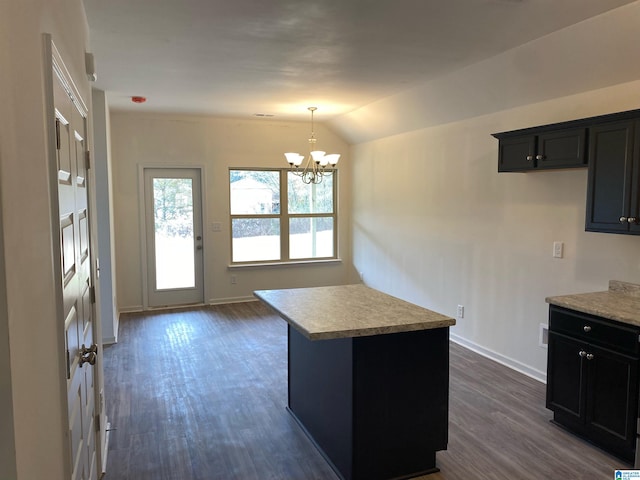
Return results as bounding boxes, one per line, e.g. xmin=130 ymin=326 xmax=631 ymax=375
xmin=585 ymin=121 xmax=635 ymax=232
xmin=54 ymin=61 xmax=97 ymax=480
xmin=586 ymin=344 xmax=638 ymax=456
xmin=144 ymin=168 xmax=204 ymax=307
xmin=546 ymin=332 xmax=585 ymax=421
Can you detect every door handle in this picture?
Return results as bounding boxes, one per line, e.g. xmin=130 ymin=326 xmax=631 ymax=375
xmin=79 ymin=344 xmax=98 ymax=367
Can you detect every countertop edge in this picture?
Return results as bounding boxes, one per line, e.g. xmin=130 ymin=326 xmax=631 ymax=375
xmin=254 ymin=288 xmax=455 ymax=341
xmin=546 ymin=288 xmax=640 ymax=328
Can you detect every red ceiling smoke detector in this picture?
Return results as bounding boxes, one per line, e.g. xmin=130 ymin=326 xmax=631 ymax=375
xmin=131 ymin=96 xmax=146 ymax=103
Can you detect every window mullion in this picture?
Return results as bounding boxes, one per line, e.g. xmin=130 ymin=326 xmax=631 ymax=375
xmin=281 ymin=170 xmax=290 ymax=261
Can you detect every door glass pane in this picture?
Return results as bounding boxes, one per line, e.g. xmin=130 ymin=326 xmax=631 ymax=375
xmin=153 ymin=178 xmax=195 ymax=289
xmin=290 ymin=217 xmax=333 ymax=259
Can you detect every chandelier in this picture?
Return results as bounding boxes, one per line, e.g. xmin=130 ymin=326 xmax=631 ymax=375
xmin=285 ymin=107 xmax=340 ymax=184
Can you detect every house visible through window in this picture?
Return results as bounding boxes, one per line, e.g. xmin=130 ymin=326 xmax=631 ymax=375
xmin=229 ymin=169 xmax=337 ymax=263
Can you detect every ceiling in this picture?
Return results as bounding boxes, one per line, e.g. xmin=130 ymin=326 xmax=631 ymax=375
xmin=83 ymin=0 xmax=635 ymax=122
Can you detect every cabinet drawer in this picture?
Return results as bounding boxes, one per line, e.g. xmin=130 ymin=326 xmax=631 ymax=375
xmin=549 ymin=306 xmax=640 ymax=356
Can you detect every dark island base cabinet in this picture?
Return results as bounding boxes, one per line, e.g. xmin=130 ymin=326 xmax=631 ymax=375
xmin=546 ymin=306 xmax=640 ymax=462
xmin=288 ymin=325 xmax=449 ymax=480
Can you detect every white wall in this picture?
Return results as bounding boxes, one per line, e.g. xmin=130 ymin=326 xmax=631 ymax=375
xmin=0 ymin=0 xmax=92 ymax=478
xmin=344 ymin=2 xmax=640 ymax=381
xmin=92 ymin=88 xmax=119 ymax=344
xmin=110 ymin=113 xmax=354 ymax=311
xmin=332 ymin=1 xmax=640 ymax=144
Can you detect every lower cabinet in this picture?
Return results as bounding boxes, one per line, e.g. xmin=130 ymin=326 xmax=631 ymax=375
xmin=546 ymin=305 xmax=639 ymax=462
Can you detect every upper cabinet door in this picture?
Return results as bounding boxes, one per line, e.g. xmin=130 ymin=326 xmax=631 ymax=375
xmin=585 ymin=120 xmax=636 ymax=233
xmin=537 ymin=128 xmax=587 ymax=169
xmin=496 ymin=128 xmax=586 ymax=172
xmin=498 ymin=136 xmax=535 ymax=172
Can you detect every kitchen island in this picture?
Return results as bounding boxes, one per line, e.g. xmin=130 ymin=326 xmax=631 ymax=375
xmin=254 ymin=284 xmax=456 ymax=480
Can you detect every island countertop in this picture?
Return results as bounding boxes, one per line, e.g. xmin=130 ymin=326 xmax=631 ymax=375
xmin=545 ymin=280 xmax=640 ymax=327
xmin=254 ymin=284 xmax=456 ymax=340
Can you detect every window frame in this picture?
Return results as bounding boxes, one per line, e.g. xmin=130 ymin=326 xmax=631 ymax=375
xmin=229 ymin=167 xmax=339 ymax=265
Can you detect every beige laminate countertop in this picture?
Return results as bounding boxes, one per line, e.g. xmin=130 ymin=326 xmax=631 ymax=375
xmin=254 ymin=284 xmax=456 ymax=340
xmin=545 ymin=280 xmax=640 ymax=327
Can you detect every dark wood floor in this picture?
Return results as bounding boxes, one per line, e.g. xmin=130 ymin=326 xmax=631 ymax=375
xmin=103 ymin=302 xmax=629 ymax=480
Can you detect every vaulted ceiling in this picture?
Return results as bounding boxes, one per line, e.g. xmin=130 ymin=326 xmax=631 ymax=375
xmin=83 ymin=0 xmax=635 ymax=122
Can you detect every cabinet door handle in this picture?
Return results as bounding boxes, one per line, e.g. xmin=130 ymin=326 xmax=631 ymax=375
xmin=526 ymin=155 xmax=533 ymax=161
xmin=628 ymin=217 xmax=637 ymax=224
xmin=536 ymin=154 xmax=544 ymax=160
xmin=620 ymin=216 xmax=628 ymax=223
xmin=583 ymin=325 xmax=591 ymax=332
xmin=578 ymin=350 xmax=587 ymax=358
xmin=586 ymin=353 xmax=594 ymax=361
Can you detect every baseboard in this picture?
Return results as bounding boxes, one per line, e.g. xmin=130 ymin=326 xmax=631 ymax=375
xmin=102 ymin=336 xmax=117 ymax=345
xmin=118 ymin=297 xmax=259 ymax=314
xmin=101 ymin=421 xmax=110 ymax=477
xmin=119 ymin=305 xmax=143 ymax=313
xmin=207 ymin=296 xmax=258 ymax=305
xmin=450 ymin=333 xmax=547 ymax=384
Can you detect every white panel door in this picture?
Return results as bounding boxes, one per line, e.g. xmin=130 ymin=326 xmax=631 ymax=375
xmin=144 ymin=168 xmax=204 ymax=307
xmin=53 ymin=62 xmax=98 ymax=480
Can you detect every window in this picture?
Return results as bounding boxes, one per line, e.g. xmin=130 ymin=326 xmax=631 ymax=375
xmin=230 ymin=169 xmax=337 ymax=264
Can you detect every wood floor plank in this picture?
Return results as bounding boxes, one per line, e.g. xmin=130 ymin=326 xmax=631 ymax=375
xmin=103 ymin=302 xmax=631 ymax=480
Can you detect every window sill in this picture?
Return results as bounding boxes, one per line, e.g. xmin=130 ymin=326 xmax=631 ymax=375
xmin=228 ymin=258 xmax=343 ymax=269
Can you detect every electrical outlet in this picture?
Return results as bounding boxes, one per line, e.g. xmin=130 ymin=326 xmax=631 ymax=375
xmin=457 ymin=305 xmax=464 ymax=318
xmin=553 ymin=241 xmax=563 ymax=258
xmin=230 ymin=275 xmax=237 ymax=284
xmin=539 ymin=323 xmax=549 ymax=348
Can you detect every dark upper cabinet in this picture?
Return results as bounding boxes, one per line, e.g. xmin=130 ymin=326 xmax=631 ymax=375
xmin=585 ymin=120 xmax=640 ymax=234
xmin=494 ymin=108 xmax=640 ymax=235
xmin=498 ymin=136 xmax=535 ymax=171
xmin=495 ymin=128 xmax=586 ymax=172
xmin=538 ymin=129 xmax=587 ymax=169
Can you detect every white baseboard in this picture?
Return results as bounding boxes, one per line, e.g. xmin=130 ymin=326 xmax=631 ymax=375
xmin=101 ymin=421 xmax=110 ymax=477
xmin=450 ymin=333 xmax=547 ymax=384
xmin=102 ymin=336 xmax=117 ymax=345
xmin=207 ymin=296 xmax=257 ymax=305
xmin=118 ymin=305 xmax=143 ymax=313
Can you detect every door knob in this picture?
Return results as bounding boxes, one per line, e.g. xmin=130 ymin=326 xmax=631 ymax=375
xmin=578 ymin=350 xmax=587 ymax=358
xmin=79 ymin=344 xmax=98 ymax=367
xmin=620 ymin=216 xmax=628 ymax=223
xmin=526 ymin=155 xmax=533 ymax=161
xmin=536 ymin=154 xmax=544 ymax=160
xmin=583 ymin=325 xmax=591 ymax=332
xmin=628 ymin=217 xmax=637 ymax=224
xmin=586 ymin=353 xmax=594 ymax=361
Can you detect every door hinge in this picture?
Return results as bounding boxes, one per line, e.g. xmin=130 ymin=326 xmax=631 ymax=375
xmin=66 ymin=349 xmax=71 ymax=379
xmin=90 ymin=286 xmax=96 ymax=304
xmin=95 ymin=414 xmax=101 ymax=433
xmin=85 ymin=151 xmax=91 ymax=170
xmin=55 ymin=119 xmax=61 ymax=150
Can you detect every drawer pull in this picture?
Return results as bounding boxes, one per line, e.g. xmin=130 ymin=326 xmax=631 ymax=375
xmin=586 ymin=353 xmax=594 ymax=361
xmin=578 ymin=350 xmax=587 ymax=358
xmin=583 ymin=325 xmax=591 ymax=332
